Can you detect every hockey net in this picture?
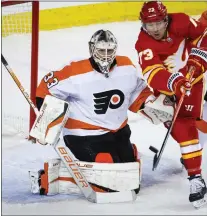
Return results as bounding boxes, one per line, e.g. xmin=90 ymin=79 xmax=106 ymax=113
xmin=2 ymin=1 xmax=39 ymax=138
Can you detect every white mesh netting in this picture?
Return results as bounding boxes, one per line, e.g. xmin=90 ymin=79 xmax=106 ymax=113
xmin=2 ymin=2 xmax=33 ymax=138
xmin=2 ymin=2 xmax=32 ymax=36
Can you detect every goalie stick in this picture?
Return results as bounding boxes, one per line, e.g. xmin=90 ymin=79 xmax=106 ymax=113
xmin=1 ymin=54 xmax=137 ymax=203
xmin=149 ymin=66 xmax=195 ymax=171
xmin=1 ymin=55 xmax=39 ymax=116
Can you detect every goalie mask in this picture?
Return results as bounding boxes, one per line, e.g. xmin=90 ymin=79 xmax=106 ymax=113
xmin=89 ymin=30 xmax=117 ymax=77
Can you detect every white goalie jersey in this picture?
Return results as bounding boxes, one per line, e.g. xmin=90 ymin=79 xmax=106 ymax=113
xmin=36 ymin=56 xmax=152 ymax=137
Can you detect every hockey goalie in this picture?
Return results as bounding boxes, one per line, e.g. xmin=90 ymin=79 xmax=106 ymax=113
xmin=29 ymin=30 xmax=175 ymax=203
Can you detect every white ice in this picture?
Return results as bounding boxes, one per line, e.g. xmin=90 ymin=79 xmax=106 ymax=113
xmin=2 ymin=20 xmax=207 ymax=215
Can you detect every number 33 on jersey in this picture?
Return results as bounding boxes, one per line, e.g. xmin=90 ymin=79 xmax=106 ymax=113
xmin=44 ymin=71 xmax=59 ymax=89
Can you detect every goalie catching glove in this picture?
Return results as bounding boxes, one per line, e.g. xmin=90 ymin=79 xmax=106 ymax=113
xmin=139 ymin=94 xmax=175 ymax=125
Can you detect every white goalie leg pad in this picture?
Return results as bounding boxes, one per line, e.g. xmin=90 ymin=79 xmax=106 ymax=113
xmin=29 ymin=158 xmax=141 ymax=195
xmin=29 ymin=95 xmax=70 ymax=144
xmin=29 ymin=159 xmax=61 ymax=195
xmin=139 ymin=94 xmax=175 ymax=125
xmin=60 ymin=160 xmax=141 ymax=193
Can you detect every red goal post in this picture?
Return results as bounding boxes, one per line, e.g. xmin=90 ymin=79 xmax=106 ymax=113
xmin=2 ymin=1 xmax=39 ymax=136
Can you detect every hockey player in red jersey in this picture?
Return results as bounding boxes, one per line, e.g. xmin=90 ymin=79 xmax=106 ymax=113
xmin=135 ymin=1 xmax=207 ymax=208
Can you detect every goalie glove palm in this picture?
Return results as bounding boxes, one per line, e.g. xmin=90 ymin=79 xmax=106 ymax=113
xmin=139 ymin=94 xmax=175 ymax=125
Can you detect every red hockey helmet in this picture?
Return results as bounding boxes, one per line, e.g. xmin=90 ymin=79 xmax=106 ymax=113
xmin=140 ymin=1 xmax=167 ymax=23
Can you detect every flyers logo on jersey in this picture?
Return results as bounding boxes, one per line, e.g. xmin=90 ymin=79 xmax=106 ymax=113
xmin=93 ymin=89 xmax=125 ymax=114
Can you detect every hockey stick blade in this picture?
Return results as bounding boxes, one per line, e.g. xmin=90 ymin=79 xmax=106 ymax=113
xmin=95 ymin=190 xmax=137 ymax=204
xmin=152 ymin=153 xmax=158 ymax=171
xmin=149 ymin=146 xmax=158 ymax=171
xmin=149 ymin=146 xmax=158 ymax=154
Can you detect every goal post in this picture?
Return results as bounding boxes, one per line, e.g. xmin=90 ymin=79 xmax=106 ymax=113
xmin=30 ymin=1 xmax=39 ymax=134
xmin=2 ymin=1 xmax=39 ymax=137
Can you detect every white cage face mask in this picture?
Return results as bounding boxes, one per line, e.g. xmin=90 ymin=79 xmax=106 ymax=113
xmin=93 ymin=41 xmax=117 ymax=68
xmin=89 ymin=30 xmax=117 ymax=77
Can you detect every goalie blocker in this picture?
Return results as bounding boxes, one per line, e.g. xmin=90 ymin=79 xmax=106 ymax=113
xmin=30 ymin=95 xmax=70 ymax=145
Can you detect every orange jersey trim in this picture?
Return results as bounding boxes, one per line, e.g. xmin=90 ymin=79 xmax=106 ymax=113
xmin=116 ymin=56 xmax=135 ymax=67
xmin=36 ymin=56 xmax=135 ymax=99
xmin=69 ymin=59 xmax=93 ymax=77
xmin=129 ymin=87 xmax=152 ymax=113
xmin=65 ymin=118 xmax=128 ymax=133
xmin=36 ymin=83 xmax=51 ymax=99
